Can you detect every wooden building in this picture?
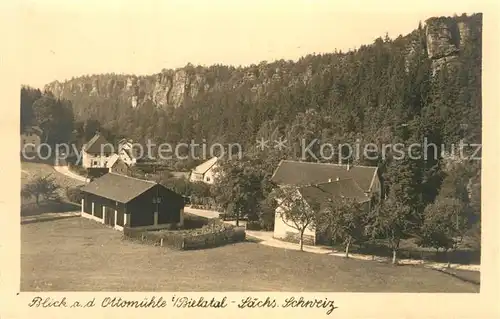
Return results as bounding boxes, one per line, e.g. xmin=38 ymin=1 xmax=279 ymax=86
xmin=80 ymin=173 xmax=185 ymax=231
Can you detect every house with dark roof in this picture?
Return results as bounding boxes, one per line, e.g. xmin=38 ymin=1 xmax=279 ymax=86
xmin=271 ymin=160 xmax=381 ymax=197
xmin=81 ymin=132 xmax=115 ymax=168
xmin=107 ymin=154 xmax=130 ymax=176
xmin=189 ymin=157 xmax=219 ymax=184
xmin=20 ymin=126 xmax=43 ymax=154
xmin=80 ymin=173 xmax=185 ymax=231
xmin=271 ymin=160 xmax=381 ymax=245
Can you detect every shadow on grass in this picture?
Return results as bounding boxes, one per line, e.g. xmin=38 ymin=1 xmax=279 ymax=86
xmin=245 ymin=236 xmax=264 ymax=243
xmin=21 ymin=214 xmax=80 ymax=225
xmin=432 ymin=268 xmax=481 ymax=286
xmin=21 ymin=200 xmax=80 ymax=217
xmin=348 ymin=241 xmax=481 ymax=266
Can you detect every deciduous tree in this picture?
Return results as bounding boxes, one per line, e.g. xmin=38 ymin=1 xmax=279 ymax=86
xmin=21 ymin=175 xmax=61 ymax=206
xmin=317 ymin=198 xmax=367 ymax=257
xmin=272 ymin=185 xmax=320 ymax=251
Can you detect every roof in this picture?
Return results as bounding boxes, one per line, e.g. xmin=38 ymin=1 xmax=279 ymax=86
xmin=299 ymin=178 xmax=370 ymax=209
xmin=23 ymin=126 xmax=43 ymax=135
xmin=118 ymin=138 xmax=132 ymax=145
xmin=191 ymin=157 xmax=218 ymax=175
xmin=271 ymin=160 xmax=378 ymax=192
xmin=83 ymin=133 xmax=113 ymax=155
xmin=107 ymin=154 xmax=122 ymax=167
xmin=80 ymin=172 xmax=156 ymax=203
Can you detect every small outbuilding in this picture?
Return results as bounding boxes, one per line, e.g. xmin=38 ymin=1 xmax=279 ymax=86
xmin=80 ymin=173 xmax=185 ymax=231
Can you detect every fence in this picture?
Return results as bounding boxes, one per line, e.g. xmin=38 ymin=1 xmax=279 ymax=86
xmin=123 ymin=225 xmax=246 ymax=250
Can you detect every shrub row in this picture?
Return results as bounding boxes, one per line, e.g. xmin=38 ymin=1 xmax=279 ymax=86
xmin=66 ymin=185 xmax=84 ymax=203
xmin=183 ymin=213 xmax=211 ymax=229
xmin=123 ymin=221 xmax=246 ymax=250
xmin=68 ymin=164 xmax=88 ymax=177
xmin=245 ymin=220 xmax=262 ymax=231
xmin=189 ymin=203 xmax=222 ymax=211
xmin=245 ymin=220 xmax=275 ymax=231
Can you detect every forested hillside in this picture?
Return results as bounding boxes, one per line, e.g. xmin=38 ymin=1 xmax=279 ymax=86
xmin=41 ymin=14 xmax=481 ymax=155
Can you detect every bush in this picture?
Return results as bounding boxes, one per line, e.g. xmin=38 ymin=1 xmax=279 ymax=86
xmin=66 ymin=185 xmax=84 ymax=203
xmin=183 ymin=213 xmax=211 ymax=229
xmin=246 ymin=221 xmax=262 ymax=231
xmin=69 ymin=164 xmax=87 ymax=177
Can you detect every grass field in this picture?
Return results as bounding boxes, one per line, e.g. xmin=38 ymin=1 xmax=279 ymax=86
xmin=21 ymin=217 xmax=479 ymax=292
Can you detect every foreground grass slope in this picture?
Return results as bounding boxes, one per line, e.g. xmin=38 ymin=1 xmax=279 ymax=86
xmin=22 ymin=218 xmax=479 ymax=292
xmin=21 ymin=161 xmax=84 ymax=216
xmin=21 ymin=161 xmax=83 ymax=188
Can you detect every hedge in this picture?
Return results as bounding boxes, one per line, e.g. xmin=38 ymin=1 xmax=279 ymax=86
xmin=123 ymin=221 xmax=246 ymax=250
xmin=66 ymin=185 xmax=84 ymax=204
xmin=245 ymin=221 xmax=262 ymax=231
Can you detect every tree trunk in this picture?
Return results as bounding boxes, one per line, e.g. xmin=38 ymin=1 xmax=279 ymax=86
xmin=299 ymin=230 xmax=305 ymax=251
xmin=236 ymin=209 xmax=240 ymax=227
xmin=331 ymin=231 xmax=337 ymax=252
xmin=345 ymin=237 xmax=351 ymax=258
xmin=392 ymin=249 xmax=398 ymax=265
xmin=35 ymin=194 xmax=40 ymax=206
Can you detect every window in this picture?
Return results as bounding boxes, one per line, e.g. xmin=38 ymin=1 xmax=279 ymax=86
xmin=152 ymin=197 xmax=162 ymax=204
xmin=206 ymin=177 xmax=211 ymax=182
xmin=92 ymin=160 xmax=98 ymax=166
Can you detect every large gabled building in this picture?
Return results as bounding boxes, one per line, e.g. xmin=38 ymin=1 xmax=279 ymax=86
xmin=81 ymin=132 xmax=115 ymax=168
xmin=270 ymin=160 xmax=381 ymax=245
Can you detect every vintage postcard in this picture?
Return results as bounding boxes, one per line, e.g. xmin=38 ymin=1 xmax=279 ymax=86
xmin=1 ymin=0 xmax=499 ymax=318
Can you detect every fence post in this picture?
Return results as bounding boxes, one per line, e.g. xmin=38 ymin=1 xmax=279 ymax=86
xmin=160 ymin=238 xmax=163 ymax=247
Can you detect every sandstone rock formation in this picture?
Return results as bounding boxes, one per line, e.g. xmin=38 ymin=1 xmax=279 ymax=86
xmin=43 ymin=14 xmax=480 ymax=110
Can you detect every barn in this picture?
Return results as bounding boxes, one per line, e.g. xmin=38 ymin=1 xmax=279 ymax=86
xmin=80 ymin=173 xmax=185 ymax=231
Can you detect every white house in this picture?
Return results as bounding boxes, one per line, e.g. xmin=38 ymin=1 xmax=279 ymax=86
xmin=81 ymin=132 xmax=115 ymax=168
xmin=20 ymin=126 xmax=43 ymax=154
xmin=270 ymin=160 xmax=380 ymax=246
xmin=118 ymin=139 xmax=138 ymax=166
xmin=189 ymin=157 xmax=219 ymax=184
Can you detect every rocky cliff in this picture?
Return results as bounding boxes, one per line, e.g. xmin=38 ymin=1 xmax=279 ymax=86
xmin=44 ymin=13 xmax=481 ymax=111
xmin=425 ymin=15 xmax=476 ymax=75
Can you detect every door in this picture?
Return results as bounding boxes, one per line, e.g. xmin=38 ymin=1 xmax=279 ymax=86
xmin=104 ymin=206 xmax=115 ymax=226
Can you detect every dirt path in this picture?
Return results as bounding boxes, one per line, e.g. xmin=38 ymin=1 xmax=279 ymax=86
xmin=184 ymin=207 xmax=220 ymax=219
xmin=53 ymin=165 xmax=88 ymax=183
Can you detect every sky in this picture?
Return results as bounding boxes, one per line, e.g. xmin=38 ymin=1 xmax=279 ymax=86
xmin=4 ymin=0 xmax=485 ymax=89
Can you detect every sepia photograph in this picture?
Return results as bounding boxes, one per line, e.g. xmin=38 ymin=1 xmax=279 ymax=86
xmin=16 ymin=1 xmax=484 ymax=296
